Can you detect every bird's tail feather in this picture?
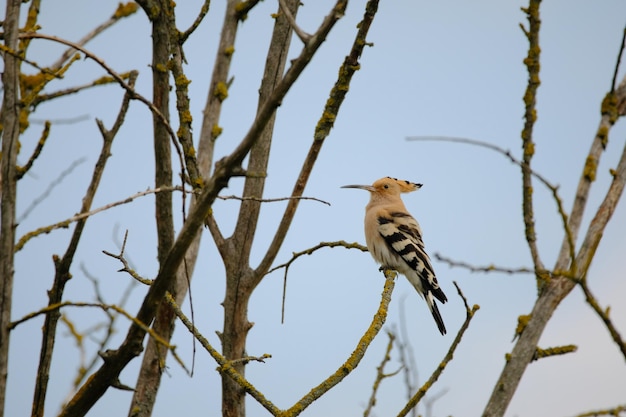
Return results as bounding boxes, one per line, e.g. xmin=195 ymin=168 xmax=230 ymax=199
xmin=426 ymin=293 xmax=447 ymax=335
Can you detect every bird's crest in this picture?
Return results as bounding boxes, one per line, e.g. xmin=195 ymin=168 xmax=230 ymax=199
xmin=376 ymin=177 xmax=422 ymax=193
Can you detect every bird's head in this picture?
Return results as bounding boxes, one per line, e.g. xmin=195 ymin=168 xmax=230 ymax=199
xmin=341 ymin=177 xmax=422 ymax=198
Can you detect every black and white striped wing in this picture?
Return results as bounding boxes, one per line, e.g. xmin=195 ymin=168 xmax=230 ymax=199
xmin=377 ymin=211 xmax=447 ymax=304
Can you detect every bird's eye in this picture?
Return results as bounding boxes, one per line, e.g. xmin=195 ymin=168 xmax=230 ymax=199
xmin=383 ymin=184 xmax=389 ymax=189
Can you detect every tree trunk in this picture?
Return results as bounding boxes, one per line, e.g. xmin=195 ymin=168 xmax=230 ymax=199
xmin=220 ymin=1 xmax=299 ymax=415
xmin=0 ymin=1 xmax=22 ymax=415
xmin=130 ymin=1 xmax=176 ymax=416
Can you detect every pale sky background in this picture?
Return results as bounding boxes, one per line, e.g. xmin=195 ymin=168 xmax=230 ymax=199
xmin=5 ymin=1 xmax=626 ymax=416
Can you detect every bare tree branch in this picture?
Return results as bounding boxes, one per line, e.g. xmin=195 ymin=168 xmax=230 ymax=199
xmin=577 ymin=277 xmax=626 ymax=360
xmin=58 ymin=2 xmax=349 ymax=414
xmin=31 ymin=71 xmax=137 ymax=417
xmin=278 ymin=0 xmax=311 ymax=42
xmin=518 ymin=0 xmax=544 ymax=274
xmin=434 ymin=253 xmax=533 ymax=275
xmin=17 ymin=157 xmax=87 ymax=223
xmin=574 ymin=404 xmax=626 ymax=417
xmin=265 ymin=240 xmax=368 ymax=323
xmin=17 ymin=32 xmax=186 ymax=181
xmin=283 ymin=269 xmax=397 ymax=416
xmin=256 ymin=0 xmax=379 ymax=277
xmin=397 ymin=282 xmax=479 ymax=417
xmin=16 ymin=185 xmax=181 ymax=251
xmin=16 ymin=121 xmax=50 ymax=179
xmin=364 ymin=331 xmax=401 ymax=417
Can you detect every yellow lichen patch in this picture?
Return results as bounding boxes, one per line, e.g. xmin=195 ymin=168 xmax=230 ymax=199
xmin=154 ymin=63 xmax=168 ymax=74
xmin=534 ymin=344 xmax=577 ymax=360
xmin=601 ymin=92 xmax=618 ymax=124
xmin=583 ymin=155 xmax=597 ymax=182
xmin=234 ymin=1 xmax=247 ymax=12
xmin=179 ymin=109 xmax=193 ymax=124
xmin=19 ymin=109 xmax=30 ymax=133
xmin=515 ymin=314 xmax=531 ymax=337
xmin=234 ymin=1 xmax=249 ymax=20
xmin=113 ymin=2 xmax=139 ymax=19
xmin=20 ymin=72 xmax=47 ymax=90
xmin=523 ymin=141 xmax=535 ymax=158
xmin=211 ymin=124 xmax=223 ymax=139
xmin=92 ymin=75 xmax=117 ymax=85
xmin=213 ymin=81 xmax=229 ymax=101
xmin=597 ymin=124 xmax=609 ymax=148
xmin=224 ymin=45 xmax=235 ymax=57
xmin=175 ymin=73 xmax=191 ymax=88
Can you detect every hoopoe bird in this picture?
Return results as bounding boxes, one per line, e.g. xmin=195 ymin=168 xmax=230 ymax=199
xmin=342 ymin=177 xmax=448 ymax=335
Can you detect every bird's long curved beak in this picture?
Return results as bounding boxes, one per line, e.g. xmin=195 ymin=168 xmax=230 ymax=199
xmin=341 ymin=184 xmax=375 ymax=192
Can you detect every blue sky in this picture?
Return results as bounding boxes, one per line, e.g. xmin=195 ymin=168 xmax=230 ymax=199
xmin=7 ymin=1 xmax=626 ymax=416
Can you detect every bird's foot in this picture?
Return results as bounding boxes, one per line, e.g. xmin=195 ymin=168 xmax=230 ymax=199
xmin=379 ymin=266 xmax=396 ymax=274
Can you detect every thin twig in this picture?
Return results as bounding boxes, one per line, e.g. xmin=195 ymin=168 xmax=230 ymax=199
xmin=574 ymin=404 xmax=626 ymax=417
xmin=16 ymin=186 xmax=184 ymax=251
xmin=578 ymin=276 xmax=626 ymax=360
xmin=364 ymin=331 xmax=401 ymax=417
xmin=255 ymin=0 xmax=379 ymax=277
xmin=397 ymin=282 xmax=479 ymax=417
xmin=18 ymin=32 xmax=186 ymax=184
xmin=264 ymin=240 xmax=368 ymax=323
xmin=48 ymin=2 xmax=139 ymax=71
xmin=217 ymin=194 xmax=330 ymax=206
xmin=17 ymin=157 xmax=87 ymax=223
xmin=8 ymin=301 xmax=189 ymax=375
xmin=407 ymin=135 xmax=575 ymax=265
xmin=164 ymin=293 xmax=283 ymax=415
xmin=531 ymin=344 xmax=577 ymax=362
xmin=611 ymin=26 xmax=626 ymax=92
xmin=179 ymin=0 xmax=212 ymax=44
xmin=283 ymin=269 xmax=397 ymax=416
xmin=30 ymin=72 xmax=134 ymax=108
xmin=434 ymin=253 xmax=533 ymax=275
xmin=267 ymin=240 xmax=367 ymax=274
xmin=519 ymin=0 xmax=544 ymax=275
xmin=16 ymin=121 xmax=50 ymax=179
xmin=397 ymin=299 xmax=419 ymax=417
